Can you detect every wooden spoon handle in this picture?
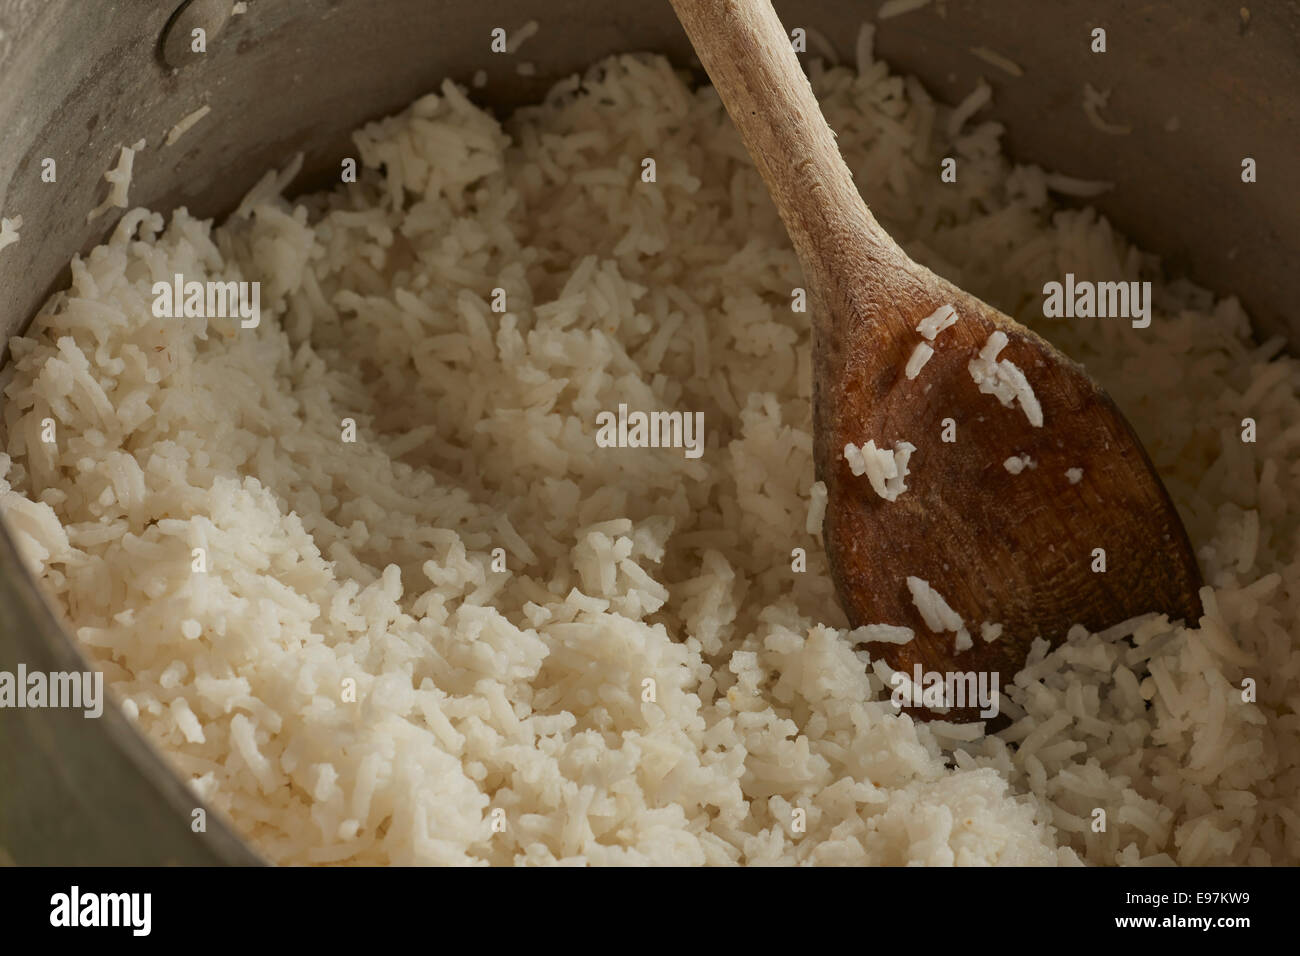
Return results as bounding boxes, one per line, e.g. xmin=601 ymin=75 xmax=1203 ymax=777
xmin=669 ymin=0 xmax=902 ymax=333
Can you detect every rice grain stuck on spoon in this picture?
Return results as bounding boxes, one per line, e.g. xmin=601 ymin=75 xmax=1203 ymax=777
xmin=670 ymin=0 xmax=1203 ymax=716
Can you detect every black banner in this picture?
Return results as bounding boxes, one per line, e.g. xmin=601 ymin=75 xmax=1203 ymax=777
xmin=0 ymin=864 xmax=1277 ymax=941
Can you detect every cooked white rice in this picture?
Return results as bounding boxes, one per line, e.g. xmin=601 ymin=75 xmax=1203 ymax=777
xmin=806 ymin=479 xmax=827 ymax=534
xmin=86 ymin=139 xmax=146 ymax=222
xmin=905 ymin=341 xmax=934 ymax=379
xmin=507 ymin=19 xmax=540 ymax=54
xmin=1 ymin=47 xmax=1297 ymax=866
xmin=165 ymin=105 xmax=212 ymax=147
xmin=844 ymin=439 xmax=915 ymax=501
xmin=907 ymin=575 xmax=967 ymax=636
xmin=1083 ymin=83 xmax=1133 ymax=136
xmin=1041 ymin=172 xmax=1114 ymax=198
xmin=850 ymin=623 xmax=915 ymax=645
xmin=969 ymin=330 xmax=1044 ymax=427
xmin=948 ymin=80 xmax=992 ymax=139
xmin=1004 ymin=454 xmax=1036 ymax=474
xmin=969 ymin=46 xmax=1024 ymax=78
xmin=916 ymin=302 xmax=958 ymax=340
xmin=0 ymin=215 xmax=20 ymax=253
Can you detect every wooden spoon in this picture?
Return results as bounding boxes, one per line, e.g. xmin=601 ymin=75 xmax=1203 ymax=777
xmin=670 ymin=0 xmax=1203 ymax=719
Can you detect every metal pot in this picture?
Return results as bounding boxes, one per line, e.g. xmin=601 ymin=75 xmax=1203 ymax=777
xmin=1 ymin=0 xmax=1296 ymax=865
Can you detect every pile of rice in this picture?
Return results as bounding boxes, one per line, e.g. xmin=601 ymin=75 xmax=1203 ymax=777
xmin=1 ymin=39 xmax=1296 ymax=865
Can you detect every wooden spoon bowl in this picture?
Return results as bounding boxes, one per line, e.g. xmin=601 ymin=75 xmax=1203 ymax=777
xmin=820 ymin=267 xmax=1202 ymax=722
xmin=672 ymin=0 xmax=1203 ymax=722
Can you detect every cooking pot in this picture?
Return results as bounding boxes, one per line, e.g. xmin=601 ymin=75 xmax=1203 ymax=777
xmin=1 ymin=0 xmax=1296 ymax=865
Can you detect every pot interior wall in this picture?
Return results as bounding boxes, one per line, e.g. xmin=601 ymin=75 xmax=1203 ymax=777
xmin=0 ymin=0 xmax=1295 ymax=864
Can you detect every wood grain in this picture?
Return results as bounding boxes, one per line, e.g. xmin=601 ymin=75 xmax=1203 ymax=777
xmin=671 ymin=0 xmax=1204 ymax=721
